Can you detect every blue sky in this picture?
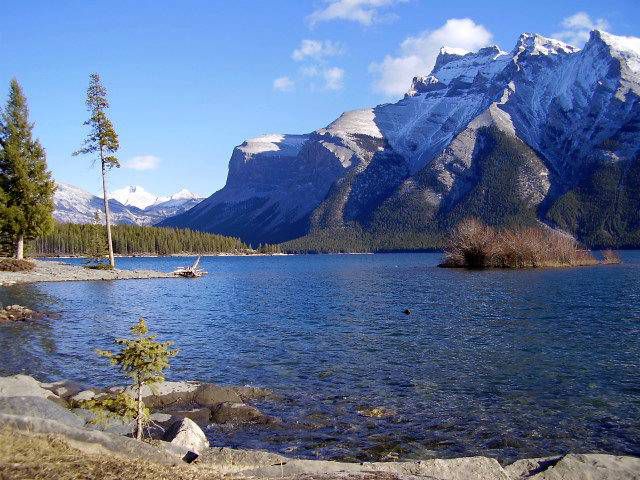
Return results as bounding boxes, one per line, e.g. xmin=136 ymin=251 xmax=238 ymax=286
xmin=2 ymin=0 xmax=639 ymax=197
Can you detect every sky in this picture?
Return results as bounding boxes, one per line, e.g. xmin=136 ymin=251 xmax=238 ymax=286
xmin=2 ymin=0 xmax=639 ymax=198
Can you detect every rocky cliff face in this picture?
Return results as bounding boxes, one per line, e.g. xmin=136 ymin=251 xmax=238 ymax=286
xmin=162 ymin=30 xmax=640 ymax=247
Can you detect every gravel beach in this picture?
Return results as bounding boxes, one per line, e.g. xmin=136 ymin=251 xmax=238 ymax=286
xmin=0 ymin=259 xmax=173 ymax=285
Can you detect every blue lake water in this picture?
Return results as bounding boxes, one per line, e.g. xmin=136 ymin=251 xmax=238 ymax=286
xmin=0 ymin=252 xmax=639 ymax=463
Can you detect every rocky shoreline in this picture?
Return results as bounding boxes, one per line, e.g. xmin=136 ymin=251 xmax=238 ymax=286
xmin=0 ymin=259 xmax=174 ymax=286
xmin=0 ymin=374 xmax=638 ymax=479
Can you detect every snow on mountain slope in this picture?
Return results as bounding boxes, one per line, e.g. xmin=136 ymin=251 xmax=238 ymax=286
xmin=54 ymin=183 xmax=204 ymax=226
xmin=163 ymin=29 xmax=640 ymax=246
xmin=110 ymin=185 xmax=164 ymax=209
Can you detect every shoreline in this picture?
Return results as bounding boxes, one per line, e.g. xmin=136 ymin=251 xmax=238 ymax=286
xmin=0 ymin=374 xmax=638 ymax=479
xmin=0 ymin=259 xmax=174 ymax=286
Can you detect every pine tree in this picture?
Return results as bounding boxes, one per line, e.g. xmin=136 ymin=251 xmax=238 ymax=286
xmin=87 ymin=211 xmax=109 ymax=266
xmin=73 ymin=73 xmax=120 ymax=268
xmin=0 ymin=79 xmax=56 ymax=259
xmin=97 ymin=318 xmax=178 ymax=440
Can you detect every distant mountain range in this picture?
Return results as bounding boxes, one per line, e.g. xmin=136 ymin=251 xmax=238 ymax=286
xmin=53 ymin=183 xmax=204 ymax=226
xmin=161 ymin=30 xmax=640 ymax=249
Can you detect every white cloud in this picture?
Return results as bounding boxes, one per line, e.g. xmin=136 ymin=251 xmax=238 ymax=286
xmin=369 ymin=18 xmax=493 ymax=97
xmin=553 ymin=12 xmax=610 ymax=47
xmin=125 ymin=155 xmax=160 ymax=171
xmin=273 ymin=76 xmax=295 ymax=92
xmin=292 ymin=65 xmax=345 ymax=91
xmin=300 ymin=65 xmax=321 ymax=77
xmin=323 ymin=67 xmax=345 ymax=90
xmin=308 ymin=0 xmax=406 ymax=26
xmin=292 ymin=40 xmax=344 ymax=61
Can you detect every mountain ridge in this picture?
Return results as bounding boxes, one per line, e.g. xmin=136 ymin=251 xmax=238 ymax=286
xmin=161 ymin=29 xmax=640 ymax=248
xmin=54 ymin=183 xmax=204 ymax=226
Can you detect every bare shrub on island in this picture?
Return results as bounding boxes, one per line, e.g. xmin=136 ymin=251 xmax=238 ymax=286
xmin=439 ymin=218 xmax=498 ymax=269
xmin=440 ymin=218 xmax=599 ymax=269
xmin=601 ymin=249 xmax=622 ymax=265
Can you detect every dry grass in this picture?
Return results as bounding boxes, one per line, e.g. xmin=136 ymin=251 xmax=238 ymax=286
xmin=0 ymin=428 xmax=220 ymax=480
xmin=601 ymin=249 xmax=622 ymax=265
xmin=0 ymin=258 xmax=35 ymax=272
xmin=440 ymin=219 xmax=599 ymax=269
xmin=0 ymin=429 xmax=399 ymax=480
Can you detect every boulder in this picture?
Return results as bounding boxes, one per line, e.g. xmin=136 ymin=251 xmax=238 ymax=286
xmin=41 ymin=379 xmax=87 ymax=399
xmin=210 ymin=402 xmax=275 ymax=425
xmin=0 ymin=305 xmax=44 ymax=322
xmin=119 ymin=380 xmax=264 ymax=409
xmin=71 ymin=408 xmax=135 ymax=436
xmin=162 ymin=406 xmax=211 ymax=425
xmin=70 ymin=389 xmax=99 ymax=403
xmin=0 ymin=374 xmax=60 ymax=400
xmin=236 ymin=455 xmax=511 ymax=479
xmin=163 ymin=417 xmax=209 ymax=455
xmin=505 ymin=456 xmax=563 ymax=479
xmin=0 ymin=413 xmax=186 ymax=464
xmin=122 ymin=381 xmax=200 ymax=409
xmin=0 ymin=396 xmax=84 ymax=428
xmin=193 ymin=384 xmax=243 ymax=407
xmin=523 ymin=453 xmax=640 ymax=479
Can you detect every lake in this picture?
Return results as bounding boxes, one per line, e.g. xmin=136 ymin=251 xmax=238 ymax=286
xmin=0 ymin=252 xmax=639 ymax=463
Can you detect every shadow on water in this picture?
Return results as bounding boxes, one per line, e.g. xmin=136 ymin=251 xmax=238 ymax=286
xmin=1 ymin=252 xmax=639 ymax=463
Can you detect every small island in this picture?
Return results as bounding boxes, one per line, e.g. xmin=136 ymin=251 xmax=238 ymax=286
xmin=439 ymin=218 xmax=621 ymax=269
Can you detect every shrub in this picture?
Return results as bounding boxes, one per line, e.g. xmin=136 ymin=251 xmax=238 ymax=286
xmin=77 ymin=391 xmax=145 ymax=427
xmin=0 ymin=258 xmax=35 ymax=272
xmin=439 ymin=219 xmax=497 ymax=269
xmin=84 ymin=262 xmax=114 ymax=271
xmin=440 ymin=218 xmax=598 ymax=269
xmin=97 ymin=318 xmax=178 ymax=440
xmin=601 ymin=249 xmax=622 ymax=265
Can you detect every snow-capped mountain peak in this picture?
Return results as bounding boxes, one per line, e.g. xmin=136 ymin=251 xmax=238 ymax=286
xmin=168 ymin=189 xmax=199 ymax=201
xmin=515 ymin=33 xmax=577 ymax=56
xmin=161 ymin=29 xmax=640 ymax=249
xmin=54 ymin=183 xmax=205 ymax=226
xmin=110 ymin=185 xmax=160 ymax=209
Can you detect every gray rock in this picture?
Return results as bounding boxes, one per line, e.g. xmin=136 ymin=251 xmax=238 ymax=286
xmin=70 ymin=389 xmax=98 ymax=403
xmin=122 ymin=381 xmax=200 ymax=409
xmin=524 ymin=453 xmax=640 ymax=479
xmin=0 ymin=396 xmax=84 ymax=428
xmin=504 ymin=456 xmax=563 ymax=479
xmin=210 ymin=402 xmax=275 ymax=425
xmin=163 ymin=417 xmax=209 ymax=455
xmin=162 ymin=406 xmax=211 ymax=425
xmin=149 ymin=412 xmax=173 ymax=424
xmin=236 ymin=455 xmax=511 ymax=479
xmin=71 ymin=408 xmax=135 ymax=436
xmin=0 ymin=374 xmax=60 ymax=400
xmin=194 ymin=384 xmax=244 ymax=407
xmin=119 ymin=380 xmax=261 ymax=409
xmin=0 ymin=413 xmax=185 ymax=463
xmin=41 ymin=379 xmax=87 ymax=399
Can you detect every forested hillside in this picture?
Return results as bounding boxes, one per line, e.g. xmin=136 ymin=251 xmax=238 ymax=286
xmin=33 ymin=223 xmax=248 ymax=256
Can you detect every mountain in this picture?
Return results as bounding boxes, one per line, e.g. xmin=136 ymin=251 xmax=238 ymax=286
xmin=161 ymin=30 xmax=640 ymax=248
xmin=109 ymin=185 xmax=161 ymax=210
xmin=53 ymin=183 xmax=204 ymax=226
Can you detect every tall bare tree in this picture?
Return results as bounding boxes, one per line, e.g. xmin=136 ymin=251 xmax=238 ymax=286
xmin=74 ymin=73 xmax=120 ymax=268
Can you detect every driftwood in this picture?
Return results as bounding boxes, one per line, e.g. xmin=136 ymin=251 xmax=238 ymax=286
xmin=172 ymin=257 xmax=207 ymax=278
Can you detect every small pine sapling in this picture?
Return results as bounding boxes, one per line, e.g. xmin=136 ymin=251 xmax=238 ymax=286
xmin=97 ymin=318 xmax=178 ymax=440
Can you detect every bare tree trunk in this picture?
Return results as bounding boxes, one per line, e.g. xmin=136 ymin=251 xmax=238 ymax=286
xmin=15 ymin=234 xmax=24 ymax=260
xmin=135 ymin=380 xmax=143 ymax=441
xmin=101 ymin=158 xmax=116 ymax=268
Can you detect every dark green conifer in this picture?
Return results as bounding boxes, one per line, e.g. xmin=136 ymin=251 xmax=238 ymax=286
xmin=0 ymin=79 xmax=56 ymax=259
